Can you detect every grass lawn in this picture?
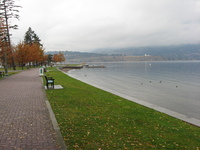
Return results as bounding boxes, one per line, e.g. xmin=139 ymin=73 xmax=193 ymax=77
xmin=0 ymin=66 xmax=39 ymax=79
xmin=0 ymin=68 xmax=20 ymax=79
xmin=44 ymin=68 xmax=200 ymax=149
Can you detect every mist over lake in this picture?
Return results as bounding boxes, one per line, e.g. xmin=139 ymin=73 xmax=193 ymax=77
xmin=68 ymin=61 xmax=200 ymax=120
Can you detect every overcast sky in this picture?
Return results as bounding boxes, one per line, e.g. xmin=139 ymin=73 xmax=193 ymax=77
xmin=11 ymin=0 xmax=200 ymax=52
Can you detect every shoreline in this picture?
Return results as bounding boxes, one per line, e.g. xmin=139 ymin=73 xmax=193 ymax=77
xmin=60 ymin=68 xmax=72 ymax=72
xmin=60 ymin=68 xmax=200 ymax=127
xmin=46 ymin=67 xmax=200 ymax=149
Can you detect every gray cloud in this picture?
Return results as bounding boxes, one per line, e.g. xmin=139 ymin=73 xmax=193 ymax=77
xmin=11 ymin=0 xmax=200 ymax=51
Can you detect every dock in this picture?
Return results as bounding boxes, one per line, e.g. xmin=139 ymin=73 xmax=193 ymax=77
xmin=85 ymin=65 xmax=106 ymax=68
xmin=61 ymin=65 xmax=83 ymax=69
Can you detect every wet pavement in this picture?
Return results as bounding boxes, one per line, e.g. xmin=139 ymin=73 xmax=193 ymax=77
xmin=0 ymin=68 xmax=66 ymax=150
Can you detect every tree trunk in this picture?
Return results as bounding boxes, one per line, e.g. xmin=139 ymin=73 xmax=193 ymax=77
xmin=3 ymin=0 xmax=16 ymax=70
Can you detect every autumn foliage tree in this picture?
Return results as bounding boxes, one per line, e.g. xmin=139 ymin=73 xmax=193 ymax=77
xmin=43 ymin=54 xmax=53 ymax=66
xmin=14 ymin=42 xmax=29 ymax=69
xmin=28 ymin=43 xmax=44 ymax=66
xmin=0 ymin=18 xmax=5 ymax=63
xmin=0 ymin=19 xmax=5 ymax=68
xmin=52 ymin=52 xmax=66 ymax=63
xmin=14 ymin=28 xmax=45 ymax=69
xmin=14 ymin=42 xmax=45 ymax=69
xmin=0 ymin=18 xmax=9 ymax=72
xmin=0 ymin=0 xmax=21 ymax=70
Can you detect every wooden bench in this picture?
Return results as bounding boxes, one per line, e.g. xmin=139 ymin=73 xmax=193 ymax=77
xmin=44 ymin=76 xmax=55 ymax=89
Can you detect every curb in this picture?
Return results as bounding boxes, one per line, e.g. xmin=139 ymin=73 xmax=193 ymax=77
xmin=41 ymin=76 xmax=67 ymax=150
xmin=45 ymin=101 xmax=67 ymax=150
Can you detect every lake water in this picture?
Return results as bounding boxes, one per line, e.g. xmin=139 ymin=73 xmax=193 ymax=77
xmin=67 ymin=61 xmax=200 ymax=121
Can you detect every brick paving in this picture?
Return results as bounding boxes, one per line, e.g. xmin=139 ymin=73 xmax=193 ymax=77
xmin=0 ymin=68 xmax=62 ymax=150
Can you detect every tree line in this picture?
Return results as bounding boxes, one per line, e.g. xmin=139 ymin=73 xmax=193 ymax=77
xmin=0 ymin=0 xmax=65 ymax=73
xmin=93 ymin=44 xmax=200 ymax=60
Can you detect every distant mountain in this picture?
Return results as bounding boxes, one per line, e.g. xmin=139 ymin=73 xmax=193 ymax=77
xmin=92 ymin=44 xmax=200 ymax=60
xmin=45 ymin=44 xmax=200 ymax=62
xmin=45 ymin=50 xmax=108 ymax=60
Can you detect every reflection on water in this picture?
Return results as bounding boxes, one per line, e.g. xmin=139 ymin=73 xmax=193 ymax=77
xmin=68 ymin=61 xmax=200 ymax=120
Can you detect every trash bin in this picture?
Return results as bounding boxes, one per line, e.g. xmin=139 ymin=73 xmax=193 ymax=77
xmin=39 ymin=67 xmax=44 ymax=76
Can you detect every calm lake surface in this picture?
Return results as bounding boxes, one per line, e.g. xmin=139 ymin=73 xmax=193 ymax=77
xmin=67 ymin=61 xmax=200 ymax=120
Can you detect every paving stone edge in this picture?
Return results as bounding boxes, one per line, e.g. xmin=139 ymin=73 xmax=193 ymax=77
xmin=41 ymin=77 xmax=68 ymax=150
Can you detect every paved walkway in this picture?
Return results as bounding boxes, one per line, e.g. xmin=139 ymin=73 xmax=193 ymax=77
xmin=0 ymin=68 xmax=66 ymax=150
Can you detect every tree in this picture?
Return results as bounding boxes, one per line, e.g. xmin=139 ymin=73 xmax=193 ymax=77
xmin=0 ymin=18 xmax=5 ymax=45
xmin=0 ymin=18 xmax=8 ymax=73
xmin=14 ymin=42 xmax=29 ymax=69
xmin=58 ymin=52 xmax=66 ymax=62
xmin=52 ymin=52 xmax=66 ymax=63
xmin=44 ymin=54 xmax=53 ymax=66
xmin=14 ymin=42 xmax=45 ymax=68
xmin=0 ymin=0 xmax=21 ymax=70
xmin=22 ymin=27 xmax=44 ymax=67
xmin=0 ymin=18 xmax=5 ymax=55
xmin=24 ymin=27 xmax=42 ymax=46
xmin=23 ymin=43 xmax=44 ymax=66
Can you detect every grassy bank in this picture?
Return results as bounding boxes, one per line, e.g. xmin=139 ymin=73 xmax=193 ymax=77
xmin=44 ymin=68 xmax=200 ymax=149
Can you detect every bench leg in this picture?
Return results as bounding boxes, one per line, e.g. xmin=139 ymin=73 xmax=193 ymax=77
xmin=46 ymin=82 xmax=54 ymax=89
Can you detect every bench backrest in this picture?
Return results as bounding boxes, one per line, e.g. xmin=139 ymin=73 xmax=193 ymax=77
xmin=44 ymin=76 xmax=48 ymax=81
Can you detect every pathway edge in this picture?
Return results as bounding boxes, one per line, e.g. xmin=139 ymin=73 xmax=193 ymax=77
xmin=41 ymin=77 xmax=68 ymax=150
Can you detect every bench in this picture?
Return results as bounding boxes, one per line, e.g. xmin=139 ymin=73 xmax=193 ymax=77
xmin=0 ymin=71 xmax=5 ymax=77
xmin=44 ymin=76 xmax=55 ymax=89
